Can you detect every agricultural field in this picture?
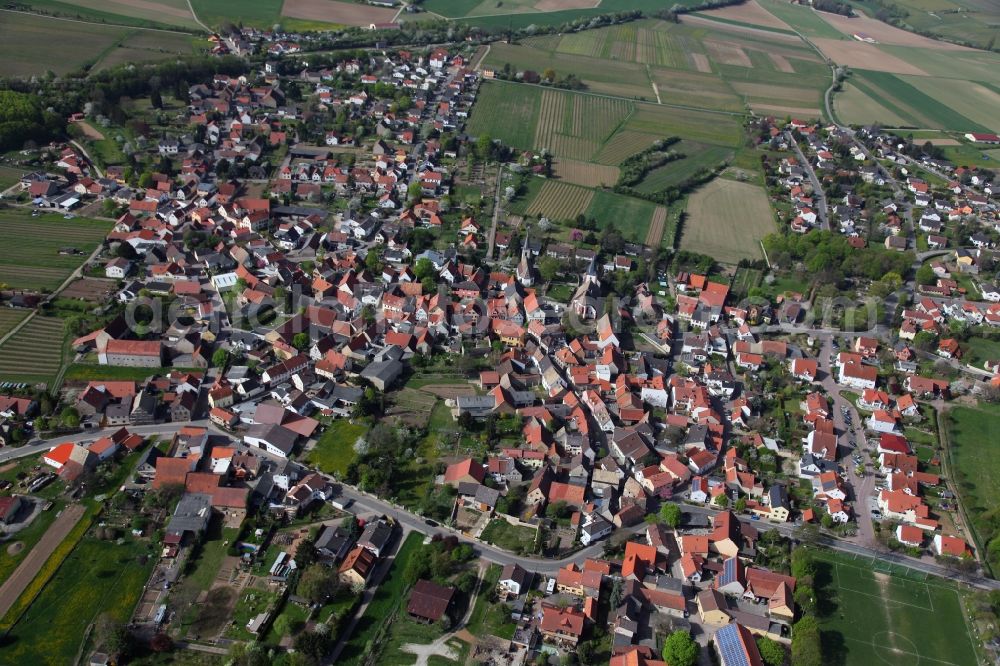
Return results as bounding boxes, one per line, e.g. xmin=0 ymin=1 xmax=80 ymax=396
xmin=0 ymin=309 xmax=30 ymax=341
xmin=844 ymin=70 xmax=994 ymax=132
xmin=813 ymin=550 xmax=977 ymax=666
xmin=0 ymin=315 xmax=68 ymax=386
xmin=525 ymin=180 xmax=594 ymax=220
xmin=585 ymin=190 xmax=659 ymax=242
xmin=0 ymin=210 xmax=111 ymax=291
xmin=0 ymin=13 xmax=133 ymax=77
xmin=466 ymin=82 xmax=542 ymax=152
xmin=92 ymin=31 xmax=203 ymax=72
xmin=533 ymin=89 xmax=631 ymax=161
xmin=854 ymin=0 xmax=1000 ymax=51
xmin=681 ymin=177 xmax=774 ymax=263
xmin=424 ymin=0 xmax=705 ymax=25
xmin=633 ymin=140 xmax=734 ymax=194
xmin=697 ymin=0 xmax=792 ymax=31
xmin=17 ymin=0 xmax=201 ymax=30
xmin=281 ymin=0 xmax=397 ymax=27
xmin=755 ymin=0 xmax=846 ymax=38
xmin=834 ymin=81 xmax=911 ymax=127
xmin=551 ymin=158 xmax=619 ymax=187
xmin=3 ymin=535 xmax=155 ymax=665
xmin=189 ymin=0 xmax=283 ymax=27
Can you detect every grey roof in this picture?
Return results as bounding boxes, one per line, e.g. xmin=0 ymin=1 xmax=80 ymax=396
xmin=166 ymin=493 xmax=213 ymax=537
xmin=360 ymin=358 xmax=402 ymax=384
xmin=246 ymin=423 xmax=298 ymax=455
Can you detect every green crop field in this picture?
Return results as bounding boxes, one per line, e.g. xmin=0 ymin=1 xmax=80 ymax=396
xmin=846 ymin=70 xmax=992 ymax=132
xmin=0 ymin=166 xmax=25 ymax=190
xmin=3 ymin=534 xmax=155 ymax=665
xmin=755 ymin=0 xmax=846 ymax=38
xmin=0 ymin=13 xmax=133 ymax=77
xmin=813 ymin=550 xmax=977 ymax=666
xmin=426 ymin=0 xmax=706 ymax=24
xmin=466 ymin=81 xmax=542 ymax=151
xmin=634 ymin=141 xmax=734 ymax=194
xmin=585 ymin=190 xmax=659 ymax=242
xmin=190 ymin=0 xmax=283 ymax=27
xmin=0 ymin=210 xmax=111 ymax=291
xmin=93 ymin=31 xmax=203 ymax=72
xmin=0 ymin=315 xmax=68 ymax=386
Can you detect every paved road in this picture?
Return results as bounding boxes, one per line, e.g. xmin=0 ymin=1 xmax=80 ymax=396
xmin=785 ymin=131 xmax=828 ymax=230
xmin=0 ymin=420 xmax=219 ymax=464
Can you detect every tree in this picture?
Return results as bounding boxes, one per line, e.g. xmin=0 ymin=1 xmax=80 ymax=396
xmin=661 ymin=630 xmax=699 ymax=666
xmin=659 ymin=502 xmax=682 ymax=528
xmin=150 ymin=89 xmax=163 ymax=109
xmin=297 ymin=564 xmax=337 ymax=605
xmin=414 ymin=257 xmax=436 ymax=281
xmin=735 ymin=497 xmax=748 ymax=513
xmin=791 ymin=616 xmax=823 ymax=666
xmin=714 ymin=494 xmax=730 ymax=509
xmin=150 ymin=632 xmax=173 ymax=653
xmin=212 ymin=348 xmax=230 ymax=368
xmin=820 ymin=512 xmax=834 ymax=529
xmin=543 ymin=67 xmax=556 ymax=82
xmin=915 ymin=263 xmax=935 ymax=286
xmin=95 ymin=613 xmax=130 ymax=658
xmin=292 ymin=332 xmax=310 ymax=351
xmin=60 ymin=406 xmax=80 ymax=428
xmin=538 ymin=256 xmax=561 ymax=283
xmin=756 ymin=636 xmax=785 ymax=666
xmin=294 ymin=631 xmax=332 ymax=664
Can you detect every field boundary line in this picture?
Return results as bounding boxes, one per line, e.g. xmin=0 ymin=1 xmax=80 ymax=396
xmin=0 ymin=7 xmax=200 ymax=36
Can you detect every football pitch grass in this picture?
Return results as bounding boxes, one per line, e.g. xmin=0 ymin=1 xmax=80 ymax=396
xmin=814 ymin=550 xmax=977 ymax=666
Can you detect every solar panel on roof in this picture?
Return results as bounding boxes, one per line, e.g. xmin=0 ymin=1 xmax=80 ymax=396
xmin=716 ymin=625 xmax=751 ymax=666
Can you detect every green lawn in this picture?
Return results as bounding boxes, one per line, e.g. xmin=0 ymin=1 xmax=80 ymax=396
xmin=381 ymin=615 xmax=449 ymax=666
xmin=183 ymin=518 xmax=239 ymax=591
xmin=338 ymin=531 xmax=424 ymax=666
xmin=0 ymin=165 xmax=25 ymax=189
xmin=304 ymin=419 xmax=368 ymax=477
xmin=812 ymin=549 xmax=977 ymax=666
xmin=961 ymin=336 xmax=1000 ymax=369
xmin=947 ymin=403 xmax=1000 ymax=571
xmin=479 ymin=520 xmax=537 ymax=554
xmin=226 ymin=587 xmax=280 ymax=641
xmin=3 ymin=535 xmax=156 ymax=664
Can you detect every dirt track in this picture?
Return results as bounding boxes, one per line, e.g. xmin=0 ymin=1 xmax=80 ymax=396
xmin=0 ymin=503 xmax=86 ymax=621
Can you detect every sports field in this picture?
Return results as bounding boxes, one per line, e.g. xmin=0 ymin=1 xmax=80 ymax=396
xmin=0 ymin=211 xmax=111 ymax=291
xmin=681 ymin=178 xmax=773 ymax=263
xmin=814 ymin=550 xmax=977 ymax=666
